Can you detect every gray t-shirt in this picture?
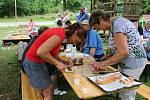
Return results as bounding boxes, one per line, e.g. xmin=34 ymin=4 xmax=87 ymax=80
xmin=108 ymin=17 xmax=147 ymax=69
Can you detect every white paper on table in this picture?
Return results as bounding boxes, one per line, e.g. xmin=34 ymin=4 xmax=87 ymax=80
xmin=64 ymin=67 xmax=75 ymax=73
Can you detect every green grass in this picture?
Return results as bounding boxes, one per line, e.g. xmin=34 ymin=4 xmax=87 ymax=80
xmin=0 ymin=45 xmax=21 ymax=100
xmin=0 ymin=26 xmax=24 ymax=40
xmin=0 ymin=13 xmax=57 ymax=22
xmin=0 ymin=12 xmax=76 ymax=22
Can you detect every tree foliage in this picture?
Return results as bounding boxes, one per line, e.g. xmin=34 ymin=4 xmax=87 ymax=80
xmin=0 ymin=0 xmax=91 ymax=18
xmin=141 ymin=0 xmax=150 ymax=14
xmin=3 ymin=0 xmax=150 ymax=18
xmin=0 ymin=0 xmax=14 ymax=17
xmin=0 ymin=0 xmax=51 ymax=17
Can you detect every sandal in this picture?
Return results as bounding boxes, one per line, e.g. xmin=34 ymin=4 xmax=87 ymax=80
xmin=54 ymin=88 xmax=67 ymax=96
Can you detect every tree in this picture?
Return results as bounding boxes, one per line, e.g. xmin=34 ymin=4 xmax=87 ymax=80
xmin=141 ymin=0 xmax=150 ymax=14
xmin=0 ymin=0 xmax=14 ymax=17
xmin=0 ymin=0 xmax=91 ymax=18
xmin=63 ymin=0 xmax=67 ymax=11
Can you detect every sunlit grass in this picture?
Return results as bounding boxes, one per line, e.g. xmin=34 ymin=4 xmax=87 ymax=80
xmin=0 ymin=12 xmax=76 ymax=22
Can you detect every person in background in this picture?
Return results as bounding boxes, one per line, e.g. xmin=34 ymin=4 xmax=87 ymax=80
xmin=143 ymin=21 xmax=150 ymax=39
xmin=138 ymin=22 xmax=143 ymax=35
xmin=22 ymin=26 xmax=49 ymax=62
xmin=91 ymin=12 xmax=147 ymax=100
xmin=55 ymin=13 xmax=63 ymax=27
xmin=61 ymin=20 xmax=72 ymax=29
xmin=62 ymin=10 xmax=70 ymax=26
xmin=55 ymin=14 xmax=63 ymax=22
xmin=30 ymin=26 xmax=39 ymax=38
xmin=76 ymin=7 xmax=89 ymax=23
xmin=132 ymin=20 xmax=143 ymax=35
xmin=56 ymin=20 xmax=63 ymax=27
xmin=143 ymin=23 xmax=150 ymax=61
xmin=28 ymin=19 xmax=35 ymax=38
xmin=28 ymin=19 xmax=35 ymax=32
xmin=23 ymin=23 xmax=87 ymax=100
xmin=81 ymin=19 xmax=104 ymax=61
xmin=144 ymin=38 xmax=150 ymax=61
xmin=65 ymin=20 xmax=72 ymax=27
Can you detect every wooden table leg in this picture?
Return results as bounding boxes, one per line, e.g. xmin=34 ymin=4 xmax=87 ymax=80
xmin=116 ymin=92 xmax=120 ymax=100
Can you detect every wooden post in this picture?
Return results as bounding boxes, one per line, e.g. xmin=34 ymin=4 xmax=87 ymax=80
xmin=63 ymin=0 xmax=66 ymax=12
xmin=15 ymin=0 xmax=17 ymax=21
xmin=91 ymin=0 xmax=93 ymax=13
xmin=114 ymin=0 xmax=117 ymax=16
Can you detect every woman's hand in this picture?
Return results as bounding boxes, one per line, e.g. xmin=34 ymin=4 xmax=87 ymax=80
xmin=144 ymin=46 xmax=150 ymax=51
xmin=143 ymin=35 xmax=147 ymax=39
xmin=56 ymin=59 xmax=73 ymax=71
xmin=56 ymin=61 xmax=67 ymax=70
xmin=92 ymin=62 xmax=106 ymax=71
xmin=63 ymin=59 xmax=73 ymax=67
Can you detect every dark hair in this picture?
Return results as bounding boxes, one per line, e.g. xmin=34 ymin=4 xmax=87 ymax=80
xmin=57 ymin=20 xmax=63 ymax=27
xmin=89 ymin=12 xmax=110 ymax=27
xmin=38 ymin=26 xmax=49 ymax=36
xmin=30 ymin=19 xmax=33 ymax=22
xmin=65 ymin=20 xmax=72 ymax=26
xmin=66 ymin=22 xmax=87 ymax=40
xmin=80 ymin=6 xmax=85 ymax=10
xmin=99 ymin=13 xmax=110 ymax=22
xmin=89 ymin=13 xmax=100 ymax=27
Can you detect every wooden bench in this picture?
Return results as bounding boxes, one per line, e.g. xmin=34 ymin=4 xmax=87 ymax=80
xmin=137 ymin=84 xmax=150 ymax=100
xmin=18 ymin=41 xmax=28 ymax=62
xmin=21 ymin=70 xmax=150 ymax=100
xmin=21 ymin=71 xmax=43 ymax=100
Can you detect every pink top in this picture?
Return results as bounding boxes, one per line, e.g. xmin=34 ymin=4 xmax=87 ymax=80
xmin=28 ymin=22 xmax=35 ymax=32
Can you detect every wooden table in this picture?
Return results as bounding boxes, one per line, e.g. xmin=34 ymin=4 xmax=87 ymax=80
xmin=62 ymin=66 xmax=118 ymax=99
xmin=2 ymin=33 xmax=31 ymax=46
xmin=60 ymin=53 xmax=137 ymax=99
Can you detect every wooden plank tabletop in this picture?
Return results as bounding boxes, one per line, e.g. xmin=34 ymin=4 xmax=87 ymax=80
xmin=61 ymin=64 xmax=137 ymax=99
xmin=59 ymin=52 xmax=140 ymax=99
xmin=3 ymin=34 xmax=30 ymax=40
xmin=60 ymin=53 xmax=113 ymax=99
xmin=62 ymin=72 xmax=106 ymax=99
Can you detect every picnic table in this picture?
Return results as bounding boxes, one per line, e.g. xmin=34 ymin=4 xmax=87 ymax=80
xmin=2 ymin=33 xmax=30 ymax=46
xmin=59 ymin=52 xmax=139 ymax=99
xmin=20 ymin=51 xmax=149 ymax=100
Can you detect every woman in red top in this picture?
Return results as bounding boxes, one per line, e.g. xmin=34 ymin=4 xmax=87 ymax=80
xmin=23 ymin=23 xmax=87 ymax=100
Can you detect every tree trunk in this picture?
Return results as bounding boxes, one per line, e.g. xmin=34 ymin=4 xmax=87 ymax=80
xmin=63 ymin=0 xmax=66 ymax=11
xmin=91 ymin=0 xmax=93 ymax=12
